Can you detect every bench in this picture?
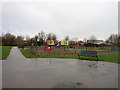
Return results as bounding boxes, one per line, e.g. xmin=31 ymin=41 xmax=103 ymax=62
xmin=78 ymin=50 xmax=98 ymax=60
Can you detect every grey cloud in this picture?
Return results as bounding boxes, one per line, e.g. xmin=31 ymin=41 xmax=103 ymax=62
xmin=1 ymin=1 xmax=118 ymax=40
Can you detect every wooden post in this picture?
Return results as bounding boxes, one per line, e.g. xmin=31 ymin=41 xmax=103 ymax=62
xmin=64 ymin=45 xmax=65 ymax=51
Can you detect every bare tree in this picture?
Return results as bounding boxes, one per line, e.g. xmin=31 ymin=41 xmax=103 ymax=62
xmin=116 ymin=35 xmax=120 ymax=47
xmin=71 ymin=37 xmax=78 ymax=41
xmin=47 ymin=33 xmax=52 ymax=40
xmin=2 ymin=32 xmax=16 ymax=46
xmin=37 ymin=31 xmax=46 ymax=45
xmin=52 ymin=34 xmax=57 ymax=41
xmin=106 ymin=34 xmax=118 ymax=44
xmin=83 ymin=38 xmax=87 ymax=43
xmin=25 ymin=35 xmax=31 ymax=46
xmin=64 ymin=35 xmax=69 ymax=41
xmin=89 ymin=35 xmax=97 ymax=40
xmin=34 ymin=35 xmax=38 ymax=46
xmin=38 ymin=31 xmax=46 ymax=41
xmin=47 ymin=33 xmax=57 ymax=41
xmin=25 ymin=35 xmax=30 ymax=41
xmin=16 ymin=35 xmax=24 ymax=48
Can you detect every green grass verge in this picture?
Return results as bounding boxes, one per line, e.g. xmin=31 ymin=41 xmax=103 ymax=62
xmin=0 ymin=46 xmax=12 ymax=60
xmin=20 ymin=49 xmax=119 ymax=63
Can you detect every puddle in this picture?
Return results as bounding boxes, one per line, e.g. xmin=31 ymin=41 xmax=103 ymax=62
xmin=53 ymin=82 xmax=87 ymax=88
xmin=88 ymin=63 xmax=98 ymax=69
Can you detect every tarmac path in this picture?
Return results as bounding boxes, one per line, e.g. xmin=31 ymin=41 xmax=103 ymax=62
xmin=2 ymin=47 xmax=118 ymax=88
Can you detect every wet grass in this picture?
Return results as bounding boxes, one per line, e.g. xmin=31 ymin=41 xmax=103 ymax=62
xmin=0 ymin=46 xmax=12 ymax=60
xmin=20 ymin=49 xmax=119 ymax=63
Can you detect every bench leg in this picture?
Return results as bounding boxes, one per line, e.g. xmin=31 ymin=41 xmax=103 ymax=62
xmin=96 ymin=56 xmax=98 ymax=61
xmin=78 ymin=55 xmax=80 ymax=59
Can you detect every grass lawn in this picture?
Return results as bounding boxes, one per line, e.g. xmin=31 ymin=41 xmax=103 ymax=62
xmin=0 ymin=46 xmax=12 ymax=60
xmin=20 ymin=49 xmax=119 ymax=63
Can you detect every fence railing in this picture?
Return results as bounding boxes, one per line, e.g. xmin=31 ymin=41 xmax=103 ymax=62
xmin=24 ymin=45 xmax=119 ymax=56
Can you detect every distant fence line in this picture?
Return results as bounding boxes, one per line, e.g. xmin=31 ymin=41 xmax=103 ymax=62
xmin=23 ymin=45 xmax=119 ymax=56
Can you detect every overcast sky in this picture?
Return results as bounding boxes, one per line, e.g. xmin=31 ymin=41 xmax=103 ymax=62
xmin=0 ymin=0 xmax=118 ymax=41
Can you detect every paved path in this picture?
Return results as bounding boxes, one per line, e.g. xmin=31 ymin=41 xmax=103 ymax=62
xmin=2 ymin=47 xmax=118 ymax=88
